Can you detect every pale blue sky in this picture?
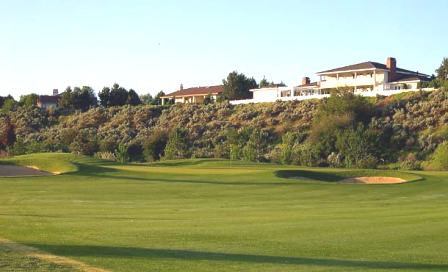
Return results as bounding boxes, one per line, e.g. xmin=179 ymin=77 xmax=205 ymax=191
xmin=0 ymin=0 xmax=447 ymax=98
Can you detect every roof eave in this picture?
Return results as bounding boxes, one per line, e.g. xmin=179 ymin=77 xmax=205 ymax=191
xmin=316 ymin=68 xmax=387 ymax=76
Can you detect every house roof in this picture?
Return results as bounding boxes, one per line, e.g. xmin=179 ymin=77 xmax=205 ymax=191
xmin=317 ymin=61 xmax=429 ymax=77
xmin=161 ymin=85 xmax=224 ymax=98
xmin=37 ymin=95 xmax=59 ymax=104
xmin=390 ymin=74 xmax=431 ymax=83
xmin=297 ymin=82 xmax=319 ymax=88
xmin=317 ymin=61 xmax=387 ymax=74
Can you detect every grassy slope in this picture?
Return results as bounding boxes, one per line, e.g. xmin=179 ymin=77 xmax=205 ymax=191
xmin=0 ymin=154 xmax=448 ymax=271
xmin=0 ymin=153 xmax=79 ymax=174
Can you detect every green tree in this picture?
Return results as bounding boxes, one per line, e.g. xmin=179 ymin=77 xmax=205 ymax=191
xmin=72 ymin=86 xmax=97 ymax=111
xmin=222 ymin=71 xmax=257 ymax=100
xmin=140 ymin=93 xmax=154 ymax=105
xmin=164 ymin=127 xmax=189 ymax=160
xmin=279 ymin=132 xmax=296 ymax=164
xmin=436 ymin=57 xmax=448 ymax=81
xmin=308 ymin=91 xmax=374 ymax=155
xmin=127 ymin=89 xmax=141 ymax=106
xmin=317 ymin=90 xmax=373 ymax=124
xmin=259 ymin=77 xmax=273 ymax=88
xmin=0 ymin=116 xmax=15 ymax=151
xmin=59 ymin=87 xmax=75 ymax=110
xmin=19 ymin=94 xmax=38 ymax=108
xmin=242 ymin=128 xmax=267 ymax=162
xmin=1 ymin=97 xmax=17 ymax=113
xmin=143 ymin=130 xmax=168 ymax=161
xmin=259 ymin=77 xmax=286 ymax=88
xmin=99 ymin=84 xmax=129 ymax=107
xmin=335 ymin=125 xmax=380 ymax=168
xmin=59 ymin=86 xmax=97 ymax=112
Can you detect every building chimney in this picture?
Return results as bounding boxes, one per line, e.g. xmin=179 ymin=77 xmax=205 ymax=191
xmin=386 ymin=57 xmax=397 ymax=82
xmin=301 ymin=77 xmax=311 ymax=85
xmin=53 ymin=89 xmax=59 ymax=96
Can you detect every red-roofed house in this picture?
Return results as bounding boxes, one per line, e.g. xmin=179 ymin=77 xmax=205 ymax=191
xmin=160 ymin=85 xmax=224 ymax=105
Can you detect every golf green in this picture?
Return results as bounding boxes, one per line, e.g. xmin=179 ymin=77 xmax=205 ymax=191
xmin=1 ymin=153 xmax=447 ymax=271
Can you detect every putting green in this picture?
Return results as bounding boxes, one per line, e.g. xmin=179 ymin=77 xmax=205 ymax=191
xmin=0 ymin=153 xmax=447 ymax=272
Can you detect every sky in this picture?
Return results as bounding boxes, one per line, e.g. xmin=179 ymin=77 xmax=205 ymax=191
xmin=0 ymin=0 xmax=447 ymax=98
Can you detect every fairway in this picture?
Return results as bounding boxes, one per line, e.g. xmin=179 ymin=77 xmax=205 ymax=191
xmin=1 ymin=154 xmax=448 ymax=271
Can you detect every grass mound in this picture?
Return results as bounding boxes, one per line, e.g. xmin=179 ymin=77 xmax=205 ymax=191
xmin=0 ymin=153 xmax=79 ymax=175
xmin=147 ymin=158 xmax=269 ymax=168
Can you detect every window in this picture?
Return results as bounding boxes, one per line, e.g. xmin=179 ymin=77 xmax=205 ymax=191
xmin=281 ymin=90 xmax=291 ymax=97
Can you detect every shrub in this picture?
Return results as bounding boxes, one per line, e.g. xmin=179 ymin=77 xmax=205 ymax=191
xmin=292 ymin=143 xmax=322 ymax=167
xmin=327 ymin=152 xmax=343 ymax=168
xmin=426 ymin=142 xmax=448 ymax=170
xmin=278 ymin=132 xmax=296 ymax=164
xmin=69 ymin=128 xmax=99 ymax=155
xmin=115 ymin=143 xmax=129 ymax=163
xmin=127 ymin=141 xmax=144 ymax=162
xmin=399 ymin=153 xmax=421 ymax=170
xmin=143 ymin=130 xmax=168 ymax=161
xmin=164 ymin=127 xmax=189 ymax=160
xmin=335 ymin=125 xmax=380 ymax=168
xmin=94 ymin=151 xmax=117 ymax=161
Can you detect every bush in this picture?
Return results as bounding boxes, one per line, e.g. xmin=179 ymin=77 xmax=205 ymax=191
xmin=426 ymin=142 xmax=448 ymax=170
xmin=127 ymin=141 xmax=144 ymax=162
xmin=94 ymin=151 xmax=117 ymax=161
xmin=399 ymin=153 xmax=421 ymax=170
xmin=115 ymin=143 xmax=129 ymax=163
xmin=164 ymin=127 xmax=189 ymax=160
xmin=292 ymin=143 xmax=322 ymax=167
xmin=143 ymin=130 xmax=168 ymax=161
xmin=335 ymin=125 xmax=380 ymax=168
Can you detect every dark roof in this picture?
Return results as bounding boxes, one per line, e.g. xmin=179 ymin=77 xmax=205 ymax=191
xmin=297 ymin=82 xmax=319 ymax=88
xmin=162 ymin=85 xmax=224 ymax=97
xmin=317 ymin=61 xmax=428 ymax=76
xmin=391 ymin=73 xmax=431 ymax=83
xmin=317 ymin=61 xmax=387 ymax=74
xmin=38 ymin=95 xmax=59 ymax=104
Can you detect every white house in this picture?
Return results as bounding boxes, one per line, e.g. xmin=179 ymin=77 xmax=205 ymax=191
xmin=231 ymin=57 xmax=433 ymax=105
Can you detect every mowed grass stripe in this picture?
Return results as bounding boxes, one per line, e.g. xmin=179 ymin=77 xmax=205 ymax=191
xmin=0 ymin=153 xmax=448 ymax=271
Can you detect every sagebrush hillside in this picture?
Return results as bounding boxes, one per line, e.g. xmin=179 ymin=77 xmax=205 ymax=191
xmin=1 ymin=90 xmax=448 ymax=169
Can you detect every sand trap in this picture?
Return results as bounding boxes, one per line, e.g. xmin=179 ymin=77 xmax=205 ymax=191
xmin=0 ymin=165 xmax=51 ymax=177
xmin=340 ymin=176 xmax=407 ymax=184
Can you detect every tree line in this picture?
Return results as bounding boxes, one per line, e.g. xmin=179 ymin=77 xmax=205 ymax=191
xmin=0 ymin=70 xmax=286 ymax=113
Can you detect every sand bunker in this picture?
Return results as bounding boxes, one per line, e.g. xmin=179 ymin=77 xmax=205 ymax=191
xmin=0 ymin=165 xmax=51 ymax=177
xmin=340 ymin=176 xmax=407 ymax=184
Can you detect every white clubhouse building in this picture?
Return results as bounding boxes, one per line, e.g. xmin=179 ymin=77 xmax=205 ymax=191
xmin=231 ymin=57 xmax=432 ymax=105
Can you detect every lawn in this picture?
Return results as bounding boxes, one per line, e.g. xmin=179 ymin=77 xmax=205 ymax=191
xmin=1 ymin=153 xmax=448 ymax=271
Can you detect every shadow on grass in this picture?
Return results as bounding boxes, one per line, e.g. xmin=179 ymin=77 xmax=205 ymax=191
xmin=275 ymin=169 xmax=423 ymax=183
xmin=275 ymin=170 xmax=343 ymax=182
xmin=69 ymin=162 xmax=119 ymax=176
xmin=28 ymin=244 xmax=448 ymax=270
xmin=75 ymin=173 xmax=295 ymax=186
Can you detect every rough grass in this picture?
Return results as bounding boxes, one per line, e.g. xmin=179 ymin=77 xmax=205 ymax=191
xmin=0 ymin=153 xmax=447 ymax=272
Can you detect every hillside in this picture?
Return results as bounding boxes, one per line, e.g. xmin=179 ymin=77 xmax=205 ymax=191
xmin=1 ymin=89 xmax=448 ymax=169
